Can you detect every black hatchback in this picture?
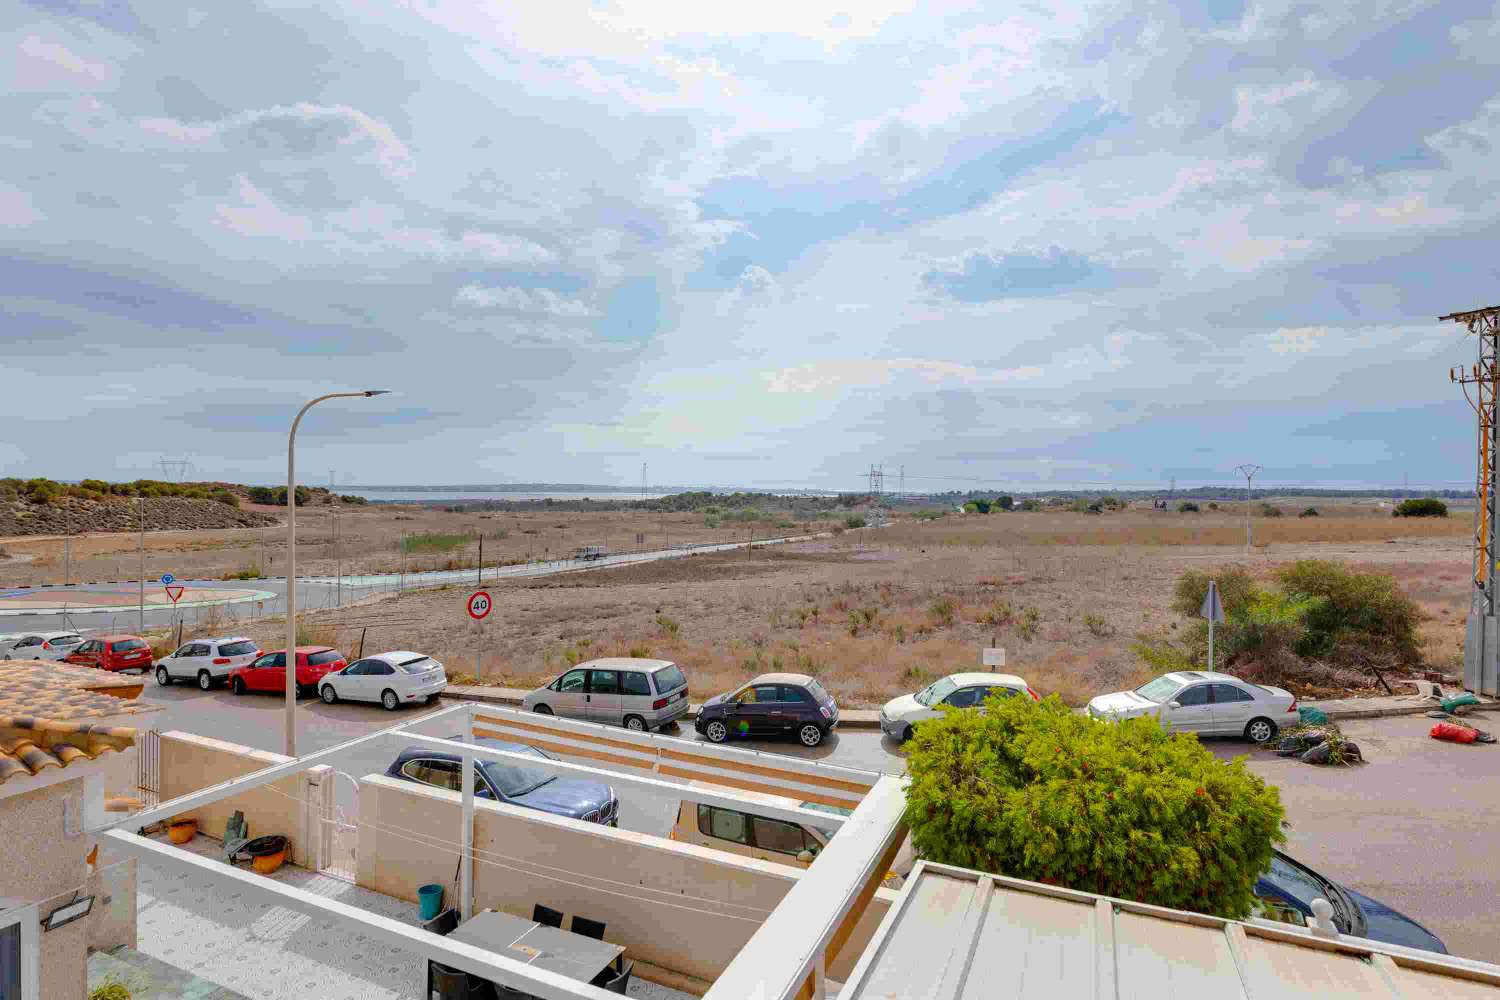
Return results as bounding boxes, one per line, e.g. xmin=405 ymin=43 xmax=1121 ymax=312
xmin=695 ymin=673 xmax=840 ymax=747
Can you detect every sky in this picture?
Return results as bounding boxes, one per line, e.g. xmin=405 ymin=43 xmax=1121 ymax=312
xmin=3 ymin=0 xmax=1498 ymax=492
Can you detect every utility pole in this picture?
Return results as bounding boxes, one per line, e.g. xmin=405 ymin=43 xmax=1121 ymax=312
xmin=137 ymin=496 xmax=145 ymax=632
xmin=1447 ymin=304 xmax=1500 ymax=695
xmin=63 ymin=534 xmax=71 ymax=588
xmin=1235 ymin=464 xmax=1262 ymax=554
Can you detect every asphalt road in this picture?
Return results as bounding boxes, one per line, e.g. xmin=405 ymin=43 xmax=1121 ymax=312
xmin=131 ymin=678 xmax=1500 ymax=963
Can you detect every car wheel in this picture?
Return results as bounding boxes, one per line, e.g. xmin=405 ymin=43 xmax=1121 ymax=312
xmin=704 ymin=719 xmax=728 ymax=743
xmin=623 ymin=715 xmax=646 ymax=732
xmin=197 ymin=671 xmax=213 ymax=691
xmin=381 ymin=689 xmax=399 ymax=711
xmin=533 ymin=705 xmax=553 ymax=716
xmin=1245 ymin=717 xmax=1278 ymax=744
xmin=799 ymin=723 xmax=825 ymax=747
xmin=898 ymin=723 xmax=913 ymax=744
xmin=156 ymin=666 xmax=172 ymax=686
xmin=231 ymin=676 xmax=245 ymax=696
xmin=320 ymin=685 xmax=338 ymax=705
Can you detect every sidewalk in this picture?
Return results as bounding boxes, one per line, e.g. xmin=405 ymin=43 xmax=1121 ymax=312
xmin=440 ymin=685 xmax=1494 ymax=728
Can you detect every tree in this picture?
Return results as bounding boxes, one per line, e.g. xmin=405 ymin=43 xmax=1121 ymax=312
xmin=997 ymin=495 xmax=1014 ymax=511
xmin=903 ymin=695 xmax=1284 ymax=919
xmin=1393 ymin=498 xmax=1447 ymax=518
xmin=1178 ymin=500 xmax=1200 ymax=513
xmin=1275 ymin=560 xmax=1422 ymax=669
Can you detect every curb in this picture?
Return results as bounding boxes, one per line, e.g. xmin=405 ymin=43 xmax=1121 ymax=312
xmin=440 ymin=686 xmax=886 ymax=730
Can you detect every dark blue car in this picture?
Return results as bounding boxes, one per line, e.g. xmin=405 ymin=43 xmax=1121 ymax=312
xmin=385 ymin=737 xmax=618 ymax=826
xmin=1256 ymin=850 xmax=1445 ymax=953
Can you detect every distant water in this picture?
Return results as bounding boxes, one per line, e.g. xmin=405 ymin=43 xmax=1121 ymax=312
xmin=343 ymin=489 xmax=673 ymax=503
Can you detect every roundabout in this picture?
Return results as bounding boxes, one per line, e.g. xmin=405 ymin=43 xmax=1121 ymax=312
xmin=0 ymin=584 xmax=276 ymax=616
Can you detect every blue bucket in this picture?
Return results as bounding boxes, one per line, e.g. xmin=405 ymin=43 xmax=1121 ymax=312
xmin=418 ymin=883 xmax=444 ymax=920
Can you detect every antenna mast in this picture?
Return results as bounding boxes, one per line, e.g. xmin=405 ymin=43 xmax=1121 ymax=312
xmin=1447 ymin=304 xmax=1500 ymax=695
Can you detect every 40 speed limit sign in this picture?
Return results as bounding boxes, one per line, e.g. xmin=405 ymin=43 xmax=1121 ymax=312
xmin=467 ymin=591 xmax=493 ymax=620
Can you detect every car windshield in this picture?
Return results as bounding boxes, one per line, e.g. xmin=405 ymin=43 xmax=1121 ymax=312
xmin=397 ymin=656 xmax=434 ymax=674
xmin=653 ymin=664 xmax=686 ymax=692
xmin=112 ymin=639 xmax=147 ymax=652
xmin=1134 ymin=676 xmax=1185 ymax=703
xmin=916 ymin=677 xmax=959 ymax=707
xmin=481 ymin=745 xmax=556 ymax=797
xmin=1261 ymin=854 xmax=1355 ymax=932
xmin=218 ymin=640 xmax=257 ymax=656
xmin=52 ymin=635 xmax=82 ymax=645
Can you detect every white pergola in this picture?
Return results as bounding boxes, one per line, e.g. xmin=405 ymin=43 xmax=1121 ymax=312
xmin=102 ymin=702 xmax=908 ymax=1000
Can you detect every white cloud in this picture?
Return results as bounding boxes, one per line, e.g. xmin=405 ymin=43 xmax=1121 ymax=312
xmin=454 ymin=285 xmax=599 ymax=317
xmin=1267 ymin=326 xmax=1328 ymax=354
xmin=764 ymin=358 xmax=1045 ymax=394
xmin=8 ymin=33 xmax=114 ymax=92
xmin=138 ymin=103 xmax=414 ymax=177
xmin=0 ymin=181 xmax=43 ymax=227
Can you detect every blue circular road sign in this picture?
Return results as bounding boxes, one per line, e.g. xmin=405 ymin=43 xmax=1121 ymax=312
xmin=161 ymin=573 xmax=175 ymax=584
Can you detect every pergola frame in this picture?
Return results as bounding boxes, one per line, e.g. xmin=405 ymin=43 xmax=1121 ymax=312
xmin=101 ymin=702 xmax=905 ymax=1000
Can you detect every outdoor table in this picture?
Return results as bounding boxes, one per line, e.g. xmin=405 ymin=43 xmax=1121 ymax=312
xmin=442 ymin=909 xmax=624 ymax=990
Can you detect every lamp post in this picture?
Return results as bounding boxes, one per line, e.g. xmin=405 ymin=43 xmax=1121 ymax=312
xmin=285 ymin=390 xmax=389 ymax=756
xmin=1236 ymin=464 xmax=1262 ymax=555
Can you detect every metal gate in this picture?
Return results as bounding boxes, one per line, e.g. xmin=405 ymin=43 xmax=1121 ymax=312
xmin=318 ymin=770 xmax=360 ymax=879
xmin=135 ymin=728 xmax=160 ymax=810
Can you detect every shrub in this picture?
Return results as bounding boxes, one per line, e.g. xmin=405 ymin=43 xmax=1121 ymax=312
xmin=1274 ymin=560 xmax=1422 ymax=669
xmin=210 ymin=489 xmax=240 ymax=507
xmin=1019 ymin=498 xmax=1042 ymax=511
xmin=928 ymin=597 xmax=956 ymax=627
xmin=1178 ymin=500 xmax=1200 ymax=513
xmin=1015 ymin=607 xmax=1040 ymax=641
xmin=1171 ymin=567 xmax=1258 ymax=619
xmin=1394 ymin=498 xmax=1447 ymax=518
xmin=89 ymin=976 xmax=132 ymax=1000
xmin=401 ymin=532 xmax=469 ymax=554
xmin=628 ymin=645 xmax=651 ymax=658
xmin=1083 ymin=613 xmax=1114 ymax=637
xmin=1259 ymin=503 xmax=1283 ymax=518
xmin=704 ymin=515 xmax=722 ymax=528
xmin=224 ymin=561 xmax=262 ymax=580
xmin=339 ymin=494 xmax=369 ymax=505
xmin=997 ymin=495 xmax=1014 ymax=511
xmin=1207 ymin=502 xmax=1219 ymax=510
xmin=1299 ymin=507 xmax=1319 ymax=518
xmin=979 ymin=601 xmax=1013 ymax=627
xmin=655 ymin=614 xmax=681 ymax=639
xmin=844 ymin=515 xmax=867 ymax=529
xmin=903 ymin=696 xmax=1284 ymax=918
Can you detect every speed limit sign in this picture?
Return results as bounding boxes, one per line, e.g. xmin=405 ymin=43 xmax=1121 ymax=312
xmin=467 ymin=591 xmax=492 ymax=620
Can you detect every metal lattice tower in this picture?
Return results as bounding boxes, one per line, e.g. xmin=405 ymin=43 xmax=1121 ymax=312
xmin=158 ymin=456 xmax=194 ymax=482
xmin=1447 ymin=305 xmax=1500 ymax=694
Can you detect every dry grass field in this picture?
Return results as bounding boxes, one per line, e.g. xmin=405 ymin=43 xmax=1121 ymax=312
xmin=0 ymin=504 xmax=813 ymax=586
xmin=197 ymin=507 xmax=1475 ymax=708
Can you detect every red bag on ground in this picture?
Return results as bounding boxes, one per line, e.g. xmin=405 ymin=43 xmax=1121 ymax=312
xmin=1431 ymin=722 xmax=1478 ymax=744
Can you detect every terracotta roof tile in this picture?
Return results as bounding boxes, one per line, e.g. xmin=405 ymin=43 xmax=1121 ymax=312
xmin=0 ymin=660 xmax=152 ymax=722
xmin=0 ymin=715 xmax=136 ymax=786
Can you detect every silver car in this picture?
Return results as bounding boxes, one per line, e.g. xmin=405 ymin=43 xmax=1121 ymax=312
xmin=1087 ymin=670 xmax=1297 ymax=744
xmin=522 ymin=657 xmax=690 ymax=732
xmin=0 ymin=630 xmax=85 ymax=661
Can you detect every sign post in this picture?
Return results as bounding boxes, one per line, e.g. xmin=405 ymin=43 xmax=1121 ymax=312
xmin=1200 ymin=580 xmax=1226 ymax=671
xmin=467 ymin=591 xmax=492 ymax=682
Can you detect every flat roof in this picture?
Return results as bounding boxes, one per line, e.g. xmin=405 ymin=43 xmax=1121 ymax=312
xmin=838 ymin=863 xmax=1500 ymax=1000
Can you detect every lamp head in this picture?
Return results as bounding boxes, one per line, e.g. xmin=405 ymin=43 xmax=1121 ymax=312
xmin=363 ymin=390 xmax=391 ymax=397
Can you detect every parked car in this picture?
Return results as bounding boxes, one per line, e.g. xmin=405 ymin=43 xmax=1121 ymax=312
xmin=0 ymin=630 xmax=85 ymax=662
xmin=64 ymin=634 xmax=152 ymax=672
xmin=671 ymin=782 xmax=911 ymax=885
xmin=320 ymin=650 xmax=447 ymax=710
xmin=521 ymin=657 xmax=690 ymax=731
xmin=1255 ymin=850 xmax=1446 ymax=953
xmin=695 ymin=673 xmax=839 ymax=747
xmin=229 ymin=646 xmax=348 ymax=696
xmin=574 ymin=545 xmax=607 ymax=561
xmin=386 ymin=737 xmax=618 ymax=825
xmin=1086 ymin=670 xmax=1296 ymax=744
xmin=155 ymin=636 xmax=260 ymax=690
xmin=879 ymin=672 xmax=1037 ymax=742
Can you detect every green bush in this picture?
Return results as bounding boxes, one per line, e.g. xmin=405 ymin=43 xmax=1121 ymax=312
xmin=1299 ymin=507 xmax=1319 ymax=518
xmin=997 ymin=495 xmax=1014 ymax=511
xmin=844 ymin=515 xmax=867 ymax=529
xmin=210 ymin=489 xmax=239 ymax=507
xmin=903 ymin=696 xmax=1284 ymax=918
xmin=1178 ymin=500 xmax=1200 ymax=513
xmin=1275 ymin=560 xmax=1422 ymax=668
xmin=1259 ymin=503 xmax=1283 ymax=518
xmin=1394 ymin=498 xmax=1447 ymax=518
xmin=1019 ymin=498 xmax=1042 ymax=511
xmin=1171 ymin=567 xmax=1258 ymax=619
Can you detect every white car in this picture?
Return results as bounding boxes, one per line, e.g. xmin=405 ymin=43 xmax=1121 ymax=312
xmin=0 ymin=630 xmax=85 ymax=661
xmin=879 ymin=672 xmax=1037 ymax=742
xmin=319 ymin=650 xmax=447 ymax=711
xmin=155 ymin=636 xmax=261 ymax=690
xmin=1087 ymin=670 xmax=1297 ymax=744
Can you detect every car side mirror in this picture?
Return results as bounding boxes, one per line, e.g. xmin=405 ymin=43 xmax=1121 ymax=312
xmin=797 ymin=850 xmax=815 ymax=865
xmin=1167 ymin=701 xmax=1182 ymax=710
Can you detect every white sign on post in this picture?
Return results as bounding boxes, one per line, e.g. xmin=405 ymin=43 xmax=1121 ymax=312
xmin=982 ymin=647 xmax=1005 ymax=668
xmin=1201 ymin=580 xmax=1225 ymax=671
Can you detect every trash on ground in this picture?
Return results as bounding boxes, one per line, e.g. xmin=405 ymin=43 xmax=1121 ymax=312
xmin=1297 ymin=706 xmax=1330 ymax=725
xmin=1440 ymin=692 xmax=1481 ymax=714
xmin=1431 ymin=722 xmax=1479 ymax=744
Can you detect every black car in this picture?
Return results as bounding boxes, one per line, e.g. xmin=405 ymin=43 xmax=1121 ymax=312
xmin=695 ymin=673 xmax=839 ymax=747
xmin=1254 ymin=850 xmax=1446 ymax=953
xmin=385 ymin=737 xmax=618 ymax=826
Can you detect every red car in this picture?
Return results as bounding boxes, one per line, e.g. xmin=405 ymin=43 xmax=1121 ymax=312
xmin=230 ymin=646 xmax=348 ymax=696
xmin=64 ymin=634 xmax=153 ymax=672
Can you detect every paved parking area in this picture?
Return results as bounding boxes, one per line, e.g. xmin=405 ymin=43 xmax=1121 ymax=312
xmin=132 ymin=678 xmax=1500 ymax=963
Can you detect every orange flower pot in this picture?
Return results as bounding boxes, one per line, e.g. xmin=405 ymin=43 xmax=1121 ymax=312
xmin=167 ymin=820 xmax=197 ymax=845
xmin=252 ymin=848 xmax=287 ymax=874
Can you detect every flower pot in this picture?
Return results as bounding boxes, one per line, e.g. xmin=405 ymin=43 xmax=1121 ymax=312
xmin=168 ymin=820 xmax=197 ymax=844
xmin=252 ymin=848 xmax=287 ymax=874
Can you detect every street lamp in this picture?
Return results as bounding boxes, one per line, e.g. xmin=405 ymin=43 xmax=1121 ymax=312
xmin=284 ymin=390 xmax=389 ymax=756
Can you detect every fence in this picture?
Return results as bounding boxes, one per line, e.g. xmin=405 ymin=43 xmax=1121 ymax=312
xmin=135 ymin=728 xmax=159 ymax=810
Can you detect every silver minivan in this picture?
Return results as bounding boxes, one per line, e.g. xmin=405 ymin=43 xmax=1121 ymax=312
xmin=521 ymin=657 xmax=690 ymax=731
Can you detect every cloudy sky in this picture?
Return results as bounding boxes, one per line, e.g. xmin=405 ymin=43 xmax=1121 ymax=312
xmin=3 ymin=1 xmax=1497 ymax=491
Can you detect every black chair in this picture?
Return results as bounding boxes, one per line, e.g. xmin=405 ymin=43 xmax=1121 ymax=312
xmin=429 ymin=961 xmax=491 ymax=1000
xmin=592 ymin=959 xmax=633 ymax=995
xmin=532 ymin=904 xmax=563 ymax=928
xmin=570 ymin=915 xmax=606 ymax=941
xmin=424 ymin=907 xmax=460 ymax=936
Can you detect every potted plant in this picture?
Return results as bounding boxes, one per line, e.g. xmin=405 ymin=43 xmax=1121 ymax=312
xmin=167 ymin=818 xmax=197 ymax=844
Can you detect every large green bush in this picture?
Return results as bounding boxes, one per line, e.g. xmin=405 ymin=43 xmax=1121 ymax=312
xmin=903 ymin=695 xmax=1284 ymax=918
xmin=1171 ymin=566 xmax=1259 ymax=619
xmin=1275 ymin=560 xmax=1422 ymax=667
xmin=1393 ymin=498 xmax=1447 ymax=518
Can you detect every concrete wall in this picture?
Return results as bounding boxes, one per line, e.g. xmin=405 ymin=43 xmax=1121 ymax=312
xmin=31 ymin=860 xmax=138 ymax=1000
xmin=0 ymin=779 xmax=87 ymax=901
xmin=356 ymin=774 xmax=895 ymax=986
xmin=157 ymin=732 xmax=331 ymax=868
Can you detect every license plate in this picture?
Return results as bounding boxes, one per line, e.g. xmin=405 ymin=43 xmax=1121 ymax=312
xmin=671 ymin=692 xmax=684 ymax=703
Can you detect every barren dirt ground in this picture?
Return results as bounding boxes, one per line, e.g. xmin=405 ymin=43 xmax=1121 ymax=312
xmin=188 ymin=507 xmax=1475 ymax=708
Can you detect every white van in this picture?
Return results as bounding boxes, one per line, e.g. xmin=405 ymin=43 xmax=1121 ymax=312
xmin=671 ymin=783 xmax=908 ymax=884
